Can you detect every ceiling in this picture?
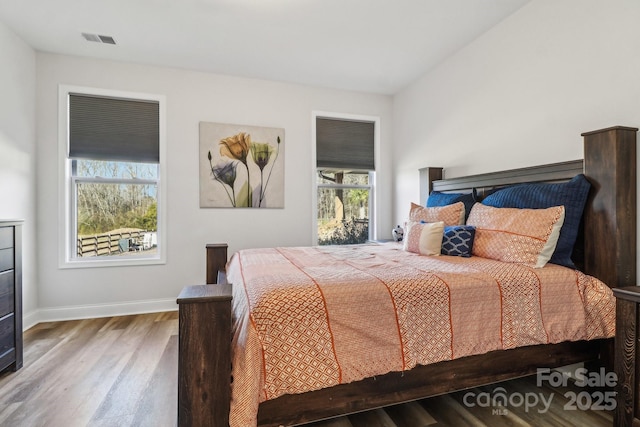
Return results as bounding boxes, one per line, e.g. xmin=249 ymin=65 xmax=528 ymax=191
xmin=0 ymin=0 xmax=531 ymax=95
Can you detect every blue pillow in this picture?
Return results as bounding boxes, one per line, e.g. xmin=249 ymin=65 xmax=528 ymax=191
xmin=441 ymin=225 xmax=476 ymax=257
xmin=481 ymin=174 xmax=591 ymax=269
xmin=427 ymin=191 xmax=476 ymax=220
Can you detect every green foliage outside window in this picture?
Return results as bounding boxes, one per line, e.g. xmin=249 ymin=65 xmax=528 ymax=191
xmin=75 ymin=160 xmax=158 ymax=236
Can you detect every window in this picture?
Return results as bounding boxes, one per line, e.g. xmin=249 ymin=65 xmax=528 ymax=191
xmin=314 ymin=115 xmax=377 ymax=245
xmin=59 ymin=86 xmax=166 ymax=267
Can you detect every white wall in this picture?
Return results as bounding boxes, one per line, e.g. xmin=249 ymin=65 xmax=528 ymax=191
xmin=28 ymin=0 xmax=640 ymax=322
xmin=35 ymin=54 xmax=393 ymax=320
xmin=393 ymin=0 xmax=640 ymax=227
xmin=0 ymin=21 xmax=37 ymax=324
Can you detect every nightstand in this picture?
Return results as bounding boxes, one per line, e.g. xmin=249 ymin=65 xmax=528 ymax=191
xmin=613 ymin=286 xmax=640 ymax=427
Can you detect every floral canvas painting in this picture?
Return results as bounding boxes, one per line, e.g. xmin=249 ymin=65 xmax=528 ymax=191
xmin=200 ymin=122 xmax=284 ymax=208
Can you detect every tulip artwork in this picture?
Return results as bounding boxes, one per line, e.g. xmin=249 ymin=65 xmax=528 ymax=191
xmin=200 ymin=122 xmax=284 ymax=208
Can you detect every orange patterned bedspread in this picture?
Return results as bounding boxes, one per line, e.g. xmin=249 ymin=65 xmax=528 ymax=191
xmin=226 ymin=243 xmax=615 ymax=426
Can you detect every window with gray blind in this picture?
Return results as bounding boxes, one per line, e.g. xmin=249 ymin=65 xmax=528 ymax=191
xmin=61 ymin=87 xmax=165 ymax=266
xmin=315 ymin=116 xmax=377 ymax=245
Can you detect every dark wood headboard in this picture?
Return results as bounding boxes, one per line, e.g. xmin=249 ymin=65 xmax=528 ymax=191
xmin=419 ymin=126 xmax=637 ymax=289
xmin=422 ymin=160 xmax=583 ymax=200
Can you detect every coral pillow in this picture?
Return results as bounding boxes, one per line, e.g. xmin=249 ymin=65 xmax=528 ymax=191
xmin=427 ymin=191 xmax=476 ymax=221
xmin=403 ymin=221 xmax=445 ymax=256
xmin=467 ymin=203 xmax=565 ymax=268
xmin=409 ymin=202 xmax=464 ymax=226
xmin=481 ymin=174 xmax=591 ymax=268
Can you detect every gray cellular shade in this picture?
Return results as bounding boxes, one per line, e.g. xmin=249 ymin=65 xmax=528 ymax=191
xmin=69 ymin=93 xmax=160 ymax=163
xmin=316 ymin=118 xmax=375 ymax=170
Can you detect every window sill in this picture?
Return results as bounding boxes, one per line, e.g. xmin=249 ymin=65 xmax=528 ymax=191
xmin=59 ymin=254 xmax=165 ymax=269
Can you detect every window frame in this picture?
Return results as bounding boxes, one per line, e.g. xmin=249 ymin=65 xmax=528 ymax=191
xmin=58 ymin=85 xmax=167 ymax=268
xmin=311 ymin=111 xmax=380 ymax=244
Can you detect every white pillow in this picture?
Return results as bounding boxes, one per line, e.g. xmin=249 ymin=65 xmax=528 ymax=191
xmin=403 ymin=221 xmax=445 ymax=256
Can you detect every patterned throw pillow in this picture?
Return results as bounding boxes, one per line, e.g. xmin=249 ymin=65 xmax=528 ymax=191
xmin=441 ymin=225 xmax=476 ymax=257
xmin=403 ymin=221 xmax=445 ymax=256
xmin=467 ymin=203 xmax=565 ymax=268
xmin=427 ymin=191 xmax=476 ymax=220
xmin=481 ymin=174 xmax=591 ymax=268
xmin=409 ymin=202 xmax=464 ymax=226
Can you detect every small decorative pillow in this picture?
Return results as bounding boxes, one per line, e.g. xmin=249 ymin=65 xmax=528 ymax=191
xmin=441 ymin=225 xmax=476 ymax=257
xmin=403 ymin=221 xmax=445 ymax=255
xmin=409 ymin=202 xmax=464 ymax=226
xmin=467 ymin=203 xmax=565 ymax=268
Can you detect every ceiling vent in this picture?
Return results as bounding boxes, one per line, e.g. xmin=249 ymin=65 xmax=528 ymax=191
xmin=81 ymin=33 xmax=116 ymax=45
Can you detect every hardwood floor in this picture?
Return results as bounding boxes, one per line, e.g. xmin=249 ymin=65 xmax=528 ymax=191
xmin=0 ymin=312 xmax=614 ymax=426
xmin=0 ymin=312 xmax=178 ymax=427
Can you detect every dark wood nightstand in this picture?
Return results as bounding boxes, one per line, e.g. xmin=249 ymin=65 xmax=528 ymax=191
xmin=613 ymin=286 xmax=640 ymax=426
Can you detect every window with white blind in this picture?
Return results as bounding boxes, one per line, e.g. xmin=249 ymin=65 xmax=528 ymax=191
xmin=314 ymin=114 xmax=378 ymax=245
xmin=59 ymin=86 xmax=166 ymax=267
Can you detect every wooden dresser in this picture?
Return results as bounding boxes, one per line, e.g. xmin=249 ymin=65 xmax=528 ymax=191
xmin=0 ymin=221 xmax=22 ymax=372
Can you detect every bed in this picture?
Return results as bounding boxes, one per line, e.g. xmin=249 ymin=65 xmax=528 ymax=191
xmin=177 ymin=126 xmax=637 ymax=427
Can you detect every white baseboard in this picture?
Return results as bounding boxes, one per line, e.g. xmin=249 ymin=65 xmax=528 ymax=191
xmin=22 ymin=310 xmax=40 ymax=331
xmin=22 ymin=298 xmax=178 ymax=331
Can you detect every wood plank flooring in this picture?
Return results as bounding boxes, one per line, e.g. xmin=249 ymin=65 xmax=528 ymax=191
xmin=0 ymin=312 xmax=614 ymax=426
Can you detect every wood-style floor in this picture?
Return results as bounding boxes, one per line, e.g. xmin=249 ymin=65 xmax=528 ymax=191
xmin=0 ymin=312 xmax=613 ymax=427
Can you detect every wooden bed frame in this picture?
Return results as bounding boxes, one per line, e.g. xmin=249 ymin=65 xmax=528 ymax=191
xmin=177 ymin=126 xmax=637 ymax=427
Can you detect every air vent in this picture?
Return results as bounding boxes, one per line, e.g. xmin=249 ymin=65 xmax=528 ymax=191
xmin=81 ymin=32 xmax=116 ymax=45
xmin=98 ymin=35 xmax=116 ymax=44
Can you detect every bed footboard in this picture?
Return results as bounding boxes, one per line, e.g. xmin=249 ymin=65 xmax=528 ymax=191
xmin=177 ymin=244 xmax=232 ymax=427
